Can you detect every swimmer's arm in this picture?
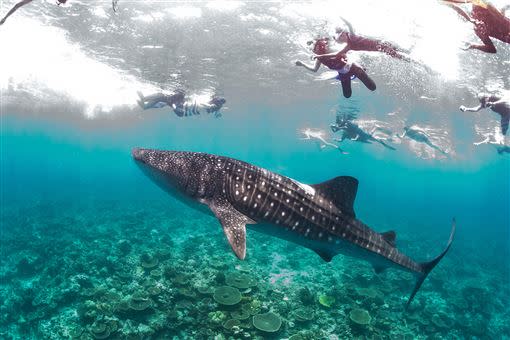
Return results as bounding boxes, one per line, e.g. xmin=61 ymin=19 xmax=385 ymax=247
xmin=460 ymin=104 xmax=483 ymax=112
xmin=0 ymin=0 xmax=34 ymax=25
xmin=473 ymin=137 xmax=490 ymax=146
xmin=448 ymin=4 xmax=475 ymax=23
xmin=295 ymin=59 xmax=321 ymax=72
xmin=313 ymin=45 xmax=349 ymax=59
xmin=486 ymin=98 xmax=506 ymax=107
xmin=339 ymin=16 xmax=355 ymax=34
xmin=484 ymin=3 xmax=504 ymax=17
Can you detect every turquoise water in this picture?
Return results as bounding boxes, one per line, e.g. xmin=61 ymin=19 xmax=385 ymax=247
xmin=1 ymin=1 xmax=510 ymax=339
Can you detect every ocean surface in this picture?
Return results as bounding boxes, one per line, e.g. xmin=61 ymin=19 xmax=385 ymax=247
xmin=1 ymin=0 xmax=509 ymax=339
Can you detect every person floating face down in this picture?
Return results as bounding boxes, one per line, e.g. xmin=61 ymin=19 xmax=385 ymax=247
xmin=460 ymin=93 xmax=510 ymax=135
xmin=0 ymin=0 xmax=67 ymax=25
xmin=400 ymin=126 xmax=447 ymax=155
xmin=137 ymin=91 xmax=226 ymax=118
xmin=295 ymin=37 xmax=376 ymax=98
xmin=330 ymin=17 xmax=411 ymax=61
xmin=330 ymin=113 xmax=396 ymax=150
xmin=444 ymin=0 xmax=510 ymax=53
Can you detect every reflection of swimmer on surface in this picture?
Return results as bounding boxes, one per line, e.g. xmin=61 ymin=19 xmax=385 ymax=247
xmin=137 ymin=91 xmax=226 ymax=118
xmin=473 ymin=125 xmax=505 ymax=146
xmin=0 ymin=0 xmax=67 ymax=25
xmin=400 ymin=126 xmax=447 ymax=155
xmin=496 ymin=145 xmax=510 ymax=155
xmin=112 ymin=0 xmax=119 ymax=12
xmin=301 ymin=128 xmax=348 ymax=154
xmin=444 ymin=0 xmax=510 ymax=53
xmin=330 ymin=113 xmax=396 ymax=150
xmin=460 ymin=92 xmax=510 ymax=135
xmin=317 ymin=17 xmax=411 ymax=62
xmin=295 ymin=37 xmax=376 ymax=98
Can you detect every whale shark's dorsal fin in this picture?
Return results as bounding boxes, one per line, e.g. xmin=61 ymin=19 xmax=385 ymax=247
xmin=312 ymin=176 xmax=359 ymax=218
xmin=209 ymin=198 xmax=255 ymax=260
xmin=381 ymin=230 xmax=397 ymax=247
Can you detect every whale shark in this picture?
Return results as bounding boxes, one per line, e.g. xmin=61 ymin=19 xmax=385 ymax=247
xmin=132 ymin=148 xmax=455 ymax=307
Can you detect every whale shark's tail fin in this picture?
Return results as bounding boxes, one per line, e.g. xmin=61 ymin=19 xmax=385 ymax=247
xmin=406 ymin=219 xmax=456 ymax=309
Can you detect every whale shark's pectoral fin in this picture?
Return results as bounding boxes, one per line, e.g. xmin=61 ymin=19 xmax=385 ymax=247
xmin=313 ymin=249 xmax=334 ymax=262
xmin=312 ymin=176 xmax=359 ymax=218
xmin=372 ymin=265 xmax=386 ymax=274
xmin=209 ymin=198 xmax=255 ymax=260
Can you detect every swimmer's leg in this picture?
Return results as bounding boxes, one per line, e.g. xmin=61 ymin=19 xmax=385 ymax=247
xmin=470 ymin=25 xmax=497 ymax=53
xmin=340 ymin=78 xmax=352 ymax=98
xmin=376 ymin=138 xmax=396 ymax=150
xmin=136 ymin=91 xmax=145 ymax=108
xmin=140 ymin=93 xmax=168 ymax=109
xmin=351 ymin=64 xmax=376 ymax=91
xmin=378 ymin=42 xmax=411 ymax=62
xmin=143 ymin=93 xmax=166 ymax=101
xmin=501 ymin=114 xmax=509 ymax=135
xmin=427 ymin=141 xmax=446 ymax=155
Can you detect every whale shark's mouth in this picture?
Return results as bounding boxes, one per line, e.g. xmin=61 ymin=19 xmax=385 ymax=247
xmin=132 ymin=148 xmax=147 ymax=163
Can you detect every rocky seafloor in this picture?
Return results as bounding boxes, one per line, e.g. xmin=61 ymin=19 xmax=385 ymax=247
xmin=1 ymin=199 xmax=509 ymax=339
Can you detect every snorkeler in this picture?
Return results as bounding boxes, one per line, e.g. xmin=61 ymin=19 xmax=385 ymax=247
xmin=400 ymin=126 xmax=447 ymax=154
xmin=301 ymin=128 xmax=348 ymax=154
xmin=315 ymin=17 xmax=411 ymax=61
xmin=443 ymin=0 xmax=510 ymax=53
xmin=112 ymin=0 xmax=119 ymax=12
xmin=460 ymin=93 xmax=510 ymax=135
xmin=295 ymin=37 xmax=376 ymax=98
xmin=137 ymin=91 xmax=226 ymax=118
xmin=175 ymin=96 xmax=226 ymax=118
xmin=331 ymin=114 xmax=396 ymax=150
xmin=0 ymin=0 xmax=67 ymax=25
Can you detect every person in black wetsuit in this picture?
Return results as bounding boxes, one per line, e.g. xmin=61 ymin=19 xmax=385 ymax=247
xmin=323 ymin=17 xmax=411 ymax=61
xmin=295 ymin=37 xmax=376 ymax=98
xmin=0 ymin=0 xmax=67 ymax=25
xmin=330 ymin=113 xmax=396 ymax=150
xmin=137 ymin=90 xmax=226 ymax=118
xmin=400 ymin=126 xmax=447 ymax=154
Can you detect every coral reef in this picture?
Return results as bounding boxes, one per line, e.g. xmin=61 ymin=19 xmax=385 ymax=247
xmin=252 ymin=312 xmax=282 ymax=333
xmin=0 ymin=200 xmax=508 ymax=339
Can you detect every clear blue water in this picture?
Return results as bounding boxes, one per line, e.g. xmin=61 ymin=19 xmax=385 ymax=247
xmin=1 ymin=1 xmax=509 ymax=339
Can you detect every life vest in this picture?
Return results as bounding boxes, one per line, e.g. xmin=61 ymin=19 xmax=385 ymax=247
xmin=313 ymin=38 xmax=349 ymax=71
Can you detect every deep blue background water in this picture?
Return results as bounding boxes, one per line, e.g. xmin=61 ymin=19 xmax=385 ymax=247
xmin=2 ymin=97 xmax=509 ymax=277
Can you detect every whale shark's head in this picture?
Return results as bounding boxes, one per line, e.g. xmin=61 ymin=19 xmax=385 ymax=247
xmin=132 ymin=148 xmax=217 ymax=202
